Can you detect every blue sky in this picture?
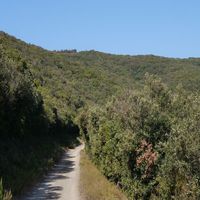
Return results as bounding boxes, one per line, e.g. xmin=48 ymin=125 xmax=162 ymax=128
xmin=0 ymin=0 xmax=200 ymax=58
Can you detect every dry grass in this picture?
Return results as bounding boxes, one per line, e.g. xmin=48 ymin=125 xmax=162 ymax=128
xmin=80 ymin=151 xmax=128 ymax=200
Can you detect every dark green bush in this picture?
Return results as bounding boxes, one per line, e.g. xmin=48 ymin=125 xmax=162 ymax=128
xmin=0 ymin=40 xmax=80 ymax=196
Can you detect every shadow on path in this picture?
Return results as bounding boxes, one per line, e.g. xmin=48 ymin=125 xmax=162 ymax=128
xmin=19 ymin=152 xmax=75 ymax=200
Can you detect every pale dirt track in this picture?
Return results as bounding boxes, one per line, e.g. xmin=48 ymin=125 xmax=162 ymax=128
xmin=19 ymin=144 xmax=84 ymax=200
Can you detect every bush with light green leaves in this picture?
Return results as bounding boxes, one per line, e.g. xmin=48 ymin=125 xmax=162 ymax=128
xmin=78 ymin=74 xmax=200 ymax=199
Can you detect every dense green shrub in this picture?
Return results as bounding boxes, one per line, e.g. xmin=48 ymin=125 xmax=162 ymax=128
xmin=79 ymin=74 xmax=200 ymax=199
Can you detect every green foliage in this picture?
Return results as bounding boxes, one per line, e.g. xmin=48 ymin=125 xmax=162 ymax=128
xmin=1 ymin=31 xmax=200 ymax=199
xmin=0 ymin=33 xmax=80 ymax=196
xmin=79 ymin=74 xmax=200 ymax=199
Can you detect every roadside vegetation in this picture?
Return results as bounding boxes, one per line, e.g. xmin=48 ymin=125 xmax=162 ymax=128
xmin=1 ymin=31 xmax=200 ymax=199
xmin=78 ymin=74 xmax=200 ymax=199
xmin=0 ymin=33 xmax=80 ymax=197
xmin=80 ymin=151 xmax=127 ymax=200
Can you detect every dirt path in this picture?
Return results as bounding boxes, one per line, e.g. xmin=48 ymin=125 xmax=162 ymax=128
xmin=19 ymin=144 xmax=84 ymax=200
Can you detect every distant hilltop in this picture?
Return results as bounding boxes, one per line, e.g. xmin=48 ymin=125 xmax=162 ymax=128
xmin=53 ymin=49 xmax=77 ymax=54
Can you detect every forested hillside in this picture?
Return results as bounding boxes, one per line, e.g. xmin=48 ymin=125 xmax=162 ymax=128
xmin=1 ymin=31 xmax=200 ymax=199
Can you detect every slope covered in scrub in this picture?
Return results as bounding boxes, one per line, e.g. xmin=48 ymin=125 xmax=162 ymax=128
xmin=1 ymin=31 xmax=200 ymax=199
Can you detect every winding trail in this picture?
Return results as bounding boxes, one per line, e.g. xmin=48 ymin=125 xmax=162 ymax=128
xmin=19 ymin=144 xmax=84 ymax=200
